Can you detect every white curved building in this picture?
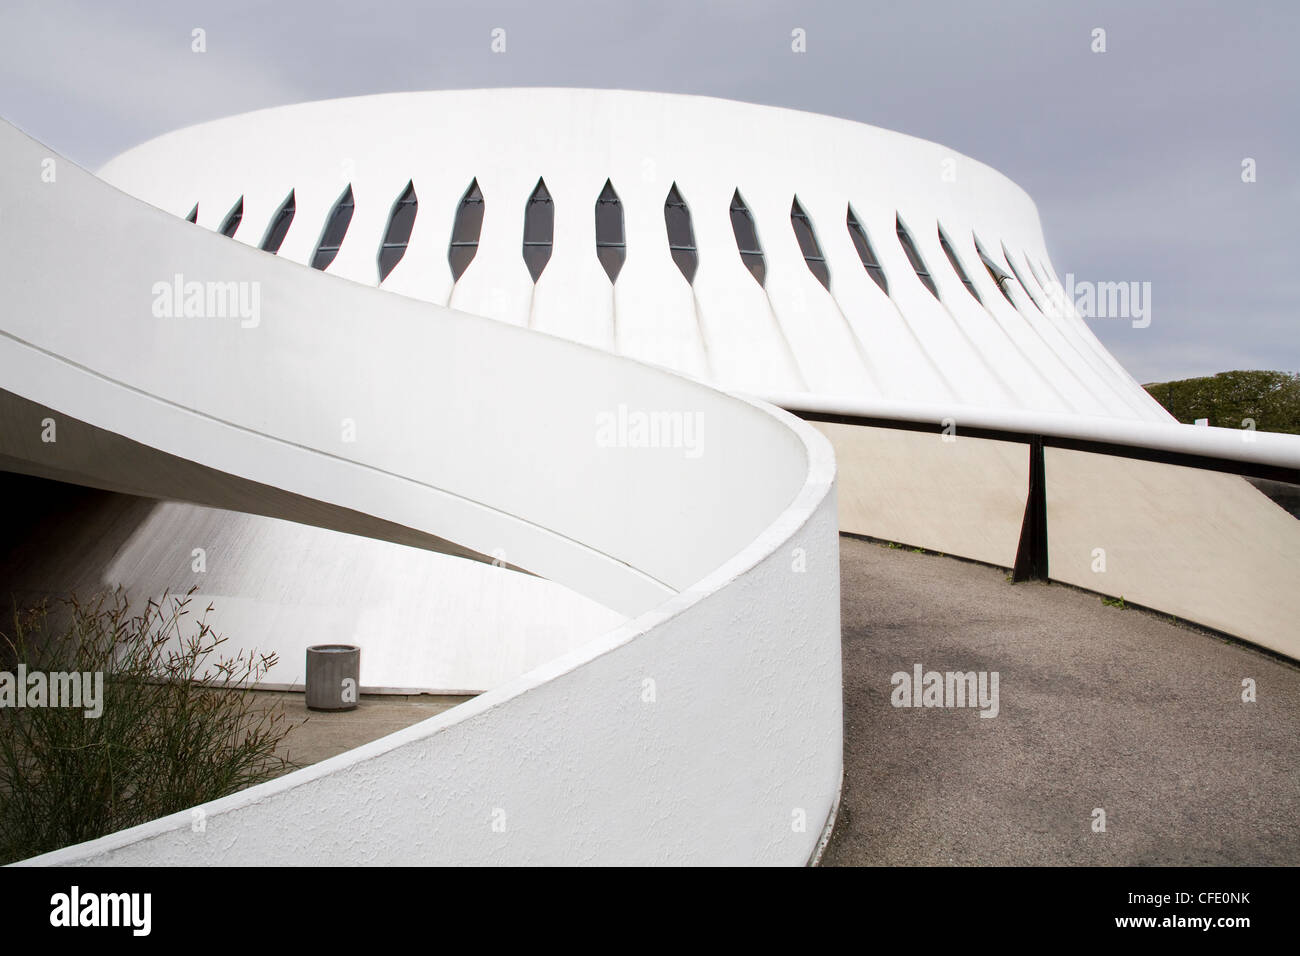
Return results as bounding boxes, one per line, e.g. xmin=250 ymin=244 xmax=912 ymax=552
xmin=99 ymin=88 xmax=1166 ymax=420
xmin=2 ymin=89 xmax=1298 ymax=865
xmin=95 ymin=89 xmax=1300 ymax=655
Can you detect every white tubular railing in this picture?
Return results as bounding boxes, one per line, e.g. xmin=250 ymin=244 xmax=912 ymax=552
xmin=774 ymin=392 xmax=1300 ymax=660
xmin=765 ymin=392 xmax=1300 ymax=477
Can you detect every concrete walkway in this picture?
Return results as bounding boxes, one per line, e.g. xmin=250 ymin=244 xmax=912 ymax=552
xmin=251 ymin=692 xmax=473 ymax=770
xmin=823 ymin=536 xmax=1300 ymax=866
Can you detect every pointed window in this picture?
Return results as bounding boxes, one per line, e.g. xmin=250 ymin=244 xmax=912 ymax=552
xmin=846 ymin=206 xmax=887 ymax=294
xmin=219 ymin=197 xmax=244 ymax=238
xmin=1001 ymin=244 xmax=1043 ymax=312
xmin=185 ymin=203 xmax=198 ymax=224
xmin=260 ymin=190 xmax=296 ymax=254
xmin=974 ymin=237 xmax=1017 ymax=307
xmin=1035 ymin=259 xmax=1059 ymax=291
xmin=938 ymin=227 xmax=981 ymax=303
xmin=378 ymin=181 xmax=418 ymax=281
xmin=1030 ymin=258 xmax=1062 ymax=306
xmin=663 ymin=183 xmax=698 ymax=283
xmin=790 ymin=197 xmax=830 ymax=289
xmin=312 ymin=185 xmax=355 ymax=271
xmin=1026 ymin=256 xmax=1053 ymax=296
xmin=522 ymin=178 xmax=554 ymax=281
xmin=448 ymin=179 xmax=484 ymax=280
xmin=896 ymin=216 xmax=938 ymax=298
xmin=730 ymin=190 xmax=765 ymax=286
xmin=594 ymin=179 xmax=626 ymax=282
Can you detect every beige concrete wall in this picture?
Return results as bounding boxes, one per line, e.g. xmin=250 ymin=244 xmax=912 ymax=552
xmin=1046 ymin=449 xmax=1300 ymax=659
xmin=815 ymin=420 xmax=1299 ymax=659
xmin=814 ymin=421 xmax=1028 ymax=567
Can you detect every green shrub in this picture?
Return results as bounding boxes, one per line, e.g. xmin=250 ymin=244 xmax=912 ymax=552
xmin=0 ymin=588 xmax=294 ymax=864
xmin=1144 ymin=369 xmax=1300 ymax=434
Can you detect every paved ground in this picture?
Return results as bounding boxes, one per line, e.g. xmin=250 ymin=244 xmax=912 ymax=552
xmin=251 ymin=692 xmax=473 ymax=769
xmin=823 ymin=536 xmax=1300 ymax=866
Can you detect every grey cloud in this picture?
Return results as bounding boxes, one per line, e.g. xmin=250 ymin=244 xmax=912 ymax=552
xmin=1 ymin=0 xmax=1293 ymax=382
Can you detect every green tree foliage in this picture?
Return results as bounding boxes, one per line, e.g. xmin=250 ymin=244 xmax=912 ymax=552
xmin=1144 ymin=370 xmax=1300 ymax=435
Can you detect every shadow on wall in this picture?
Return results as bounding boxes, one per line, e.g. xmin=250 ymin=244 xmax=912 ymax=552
xmin=0 ymin=471 xmax=162 ymax=624
xmin=1247 ymin=478 xmax=1300 ymax=519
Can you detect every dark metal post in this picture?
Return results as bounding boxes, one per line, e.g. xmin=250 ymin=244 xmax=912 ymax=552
xmin=1012 ymin=436 xmax=1049 ymax=582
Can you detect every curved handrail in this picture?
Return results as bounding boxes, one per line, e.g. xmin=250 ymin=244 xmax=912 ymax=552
xmin=782 ymin=393 xmax=1300 ymax=660
xmin=767 ymin=392 xmax=1300 ymax=479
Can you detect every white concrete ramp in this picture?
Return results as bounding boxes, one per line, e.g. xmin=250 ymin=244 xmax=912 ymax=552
xmin=1 ymin=117 xmax=843 ymax=866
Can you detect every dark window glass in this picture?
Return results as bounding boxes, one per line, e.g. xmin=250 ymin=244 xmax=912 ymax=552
xmin=260 ymin=190 xmax=296 ymax=254
xmin=219 ymin=197 xmax=244 ymax=238
xmin=974 ymin=237 xmax=1017 ymax=307
xmin=846 ymin=205 xmax=887 ymax=294
xmin=594 ymin=179 xmax=626 ymax=282
xmin=790 ymin=197 xmax=830 ymax=289
xmin=378 ymin=180 xmax=418 ymax=281
xmin=448 ymin=178 xmax=484 ymax=280
xmin=730 ymin=190 xmax=765 ymax=286
xmin=1001 ymin=243 xmax=1043 ymax=312
xmin=185 ymin=203 xmax=198 ymax=224
xmin=938 ymin=227 xmax=981 ymax=303
xmin=896 ymin=216 xmax=938 ymax=298
xmin=522 ymin=178 xmax=553 ymax=281
xmin=312 ymin=185 xmax=355 ymax=271
xmin=663 ymin=183 xmax=698 ymax=283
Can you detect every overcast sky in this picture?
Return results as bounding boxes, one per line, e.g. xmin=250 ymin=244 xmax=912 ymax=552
xmin=1 ymin=0 xmax=1294 ymax=383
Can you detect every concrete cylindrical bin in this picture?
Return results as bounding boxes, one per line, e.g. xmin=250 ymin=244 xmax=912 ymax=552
xmin=305 ymin=644 xmax=360 ymax=711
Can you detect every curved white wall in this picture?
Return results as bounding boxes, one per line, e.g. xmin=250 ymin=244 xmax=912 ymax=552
xmin=1 ymin=114 xmax=843 ymax=865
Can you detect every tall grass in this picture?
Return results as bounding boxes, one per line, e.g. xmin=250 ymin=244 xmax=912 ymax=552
xmin=0 ymin=587 xmax=295 ymax=864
